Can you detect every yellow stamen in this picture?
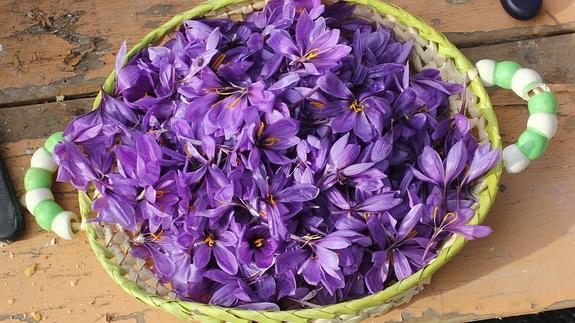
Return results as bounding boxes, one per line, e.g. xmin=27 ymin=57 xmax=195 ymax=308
xmin=433 ymin=207 xmax=439 ymax=219
xmin=253 ymin=238 xmax=265 ymax=248
xmin=203 ymin=234 xmax=216 ymax=247
xmin=257 ymin=122 xmax=265 ymax=138
xmin=443 ymin=212 xmax=458 ymax=225
xmin=259 ymin=209 xmax=268 ymax=217
xmin=227 ymin=95 xmax=242 ymax=109
xmin=156 ymin=190 xmax=166 ymax=198
xmin=349 ymin=100 xmax=366 ymax=113
xmin=267 ymin=195 xmax=276 ymax=206
xmin=263 ymin=136 xmax=280 ymax=147
xmin=310 ymin=101 xmax=325 ymax=109
xmin=215 ymin=88 xmax=238 ymax=96
xmin=150 ymin=230 xmax=164 ymax=241
xmin=303 ymin=48 xmax=321 ymax=61
xmin=211 ymin=53 xmax=226 ymax=69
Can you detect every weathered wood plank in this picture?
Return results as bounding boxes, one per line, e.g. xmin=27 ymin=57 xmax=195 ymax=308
xmin=0 ymin=0 xmax=574 ymax=106
xmin=0 ymin=98 xmax=92 ymax=144
xmin=0 ymin=85 xmax=572 ymax=322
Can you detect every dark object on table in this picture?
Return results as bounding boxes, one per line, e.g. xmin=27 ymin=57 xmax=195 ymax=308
xmin=500 ymin=0 xmax=543 ymax=20
xmin=0 ymin=154 xmax=24 ymax=240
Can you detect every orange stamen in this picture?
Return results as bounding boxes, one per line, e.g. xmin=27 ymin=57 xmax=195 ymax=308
xmin=257 ymin=122 xmax=265 ymax=138
xmin=310 ymin=101 xmax=325 ymax=109
xmin=227 ymin=95 xmax=242 ymax=109
xmin=253 ymin=238 xmax=265 ymax=248
xmin=150 ymin=230 xmax=164 ymax=241
xmin=211 ymin=53 xmax=226 ymax=69
xmin=263 ymin=136 xmax=280 ymax=147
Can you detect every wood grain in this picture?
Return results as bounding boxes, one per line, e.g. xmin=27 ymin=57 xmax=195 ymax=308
xmin=0 ymin=0 xmax=574 ymax=107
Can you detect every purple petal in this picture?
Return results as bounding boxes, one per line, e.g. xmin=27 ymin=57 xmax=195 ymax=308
xmin=193 ymin=244 xmax=212 ymax=269
xmin=450 ymin=224 xmax=493 ymax=240
xmin=417 ymin=146 xmax=444 ymax=185
xmin=268 ymin=30 xmax=299 ymax=59
xmin=299 ymin=259 xmax=321 ymax=285
xmin=326 ymin=188 xmax=351 ymax=209
xmin=444 ymin=141 xmax=467 ymax=185
xmin=277 ymin=184 xmax=319 ymax=202
xmin=214 ymin=244 xmax=239 ymax=275
xmin=356 ymin=193 xmax=403 ymax=212
xmin=317 ymin=72 xmax=353 ymax=99
xmin=341 ymin=162 xmax=374 ymax=176
xmin=397 ymin=204 xmax=424 ymax=239
xmin=392 ymin=249 xmax=412 ymax=280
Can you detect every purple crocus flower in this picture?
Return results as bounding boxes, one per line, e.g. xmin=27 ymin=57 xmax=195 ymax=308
xmin=412 ymin=141 xmax=468 ymax=188
xmin=317 ymin=72 xmax=387 ymax=141
xmin=247 ymin=117 xmax=300 ymax=168
xmin=238 ymin=225 xmax=278 ymax=268
xmin=267 ymin=11 xmax=351 ymax=75
xmin=364 ymin=205 xmax=429 ymax=293
xmin=252 ymin=165 xmax=320 ymax=239
xmin=321 ymin=133 xmax=387 ymax=191
xmin=276 ymin=231 xmax=354 ymax=294
xmin=327 ymin=188 xmax=403 ymax=219
xmin=53 ymin=141 xmax=100 ymax=191
xmin=193 ymin=230 xmax=238 ymax=275
xmin=463 ymin=143 xmax=501 ymax=184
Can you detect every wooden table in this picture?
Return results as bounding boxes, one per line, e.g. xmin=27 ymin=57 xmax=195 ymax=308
xmin=0 ymin=0 xmax=574 ymax=322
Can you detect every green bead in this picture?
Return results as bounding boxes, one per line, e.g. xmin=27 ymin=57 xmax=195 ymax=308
xmin=528 ymin=91 xmax=558 ymax=115
xmin=33 ymin=200 xmax=63 ymax=231
xmin=44 ymin=132 xmax=64 ymax=155
xmin=494 ymin=61 xmax=521 ymax=89
xmin=24 ymin=168 xmax=53 ymax=191
xmin=517 ymin=128 xmax=549 ymax=160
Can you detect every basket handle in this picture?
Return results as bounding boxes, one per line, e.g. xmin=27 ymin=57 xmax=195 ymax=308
xmin=23 ymin=132 xmax=83 ymax=240
xmin=475 ymin=59 xmax=558 ymax=174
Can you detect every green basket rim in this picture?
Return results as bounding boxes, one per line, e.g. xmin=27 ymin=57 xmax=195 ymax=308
xmin=83 ymin=0 xmax=503 ymax=321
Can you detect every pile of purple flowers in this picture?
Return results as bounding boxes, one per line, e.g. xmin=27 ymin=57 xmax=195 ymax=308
xmin=54 ymin=0 xmax=500 ymax=309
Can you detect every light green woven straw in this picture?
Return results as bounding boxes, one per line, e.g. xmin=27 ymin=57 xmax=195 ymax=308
xmin=81 ymin=0 xmax=503 ymax=321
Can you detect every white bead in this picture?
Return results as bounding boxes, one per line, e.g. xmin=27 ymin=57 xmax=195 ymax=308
xmin=31 ymin=148 xmax=58 ymax=172
xmin=511 ymin=68 xmax=543 ymax=100
xmin=25 ymin=188 xmax=54 ymax=213
xmin=502 ymin=144 xmax=530 ymax=174
xmin=527 ymin=113 xmax=558 ymax=139
xmin=51 ymin=211 xmax=79 ymax=240
xmin=476 ymin=59 xmax=496 ymax=87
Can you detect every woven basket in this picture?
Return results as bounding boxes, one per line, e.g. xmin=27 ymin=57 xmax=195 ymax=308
xmin=80 ymin=0 xmax=503 ymax=321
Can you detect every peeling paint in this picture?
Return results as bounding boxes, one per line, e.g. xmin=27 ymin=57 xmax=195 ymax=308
xmin=14 ymin=8 xmax=111 ymax=73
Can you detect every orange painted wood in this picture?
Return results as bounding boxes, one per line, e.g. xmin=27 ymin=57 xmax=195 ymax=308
xmin=0 ymin=0 xmax=574 ymax=106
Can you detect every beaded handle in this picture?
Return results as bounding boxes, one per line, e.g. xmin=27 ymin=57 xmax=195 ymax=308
xmin=23 ymin=132 xmax=82 ymax=240
xmin=476 ymin=60 xmax=558 ymax=174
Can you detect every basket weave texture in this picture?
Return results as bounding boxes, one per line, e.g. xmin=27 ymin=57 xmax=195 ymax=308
xmin=80 ymin=0 xmax=503 ymax=321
